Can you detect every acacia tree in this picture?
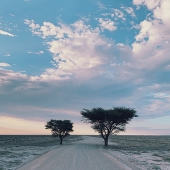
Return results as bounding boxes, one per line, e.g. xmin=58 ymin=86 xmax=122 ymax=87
xmin=45 ymin=120 xmax=73 ymax=145
xmin=81 ymin=107 xmax=138 ymax=146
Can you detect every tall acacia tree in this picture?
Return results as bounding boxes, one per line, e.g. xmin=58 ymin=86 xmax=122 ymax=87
xmin=81 ymin=107 xmax=138 ymax=146
xmin=45 ymin=120 xmax=73 ymax=145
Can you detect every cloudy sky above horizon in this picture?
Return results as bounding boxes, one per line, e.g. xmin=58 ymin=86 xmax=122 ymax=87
xmin=0 ymin=0 xmax=170 ymax=135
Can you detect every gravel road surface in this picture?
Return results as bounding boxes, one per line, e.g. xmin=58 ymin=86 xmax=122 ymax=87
xmin=18 ymin=136 xmax=140 ymax=170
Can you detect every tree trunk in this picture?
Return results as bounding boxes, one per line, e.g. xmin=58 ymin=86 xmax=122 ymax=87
xmin=104 ymin=137 xmax=108 ymax=146
xmin=59 ymin=137 xmax=63 ymax=145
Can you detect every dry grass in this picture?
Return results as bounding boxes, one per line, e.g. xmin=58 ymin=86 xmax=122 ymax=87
xmin=107 ymin=135 xmax=170 ymax=170
xmin=0 ymin=135 xmax=83 ymax=170
xmin=109 ymin=135 xmax=170 ymax=151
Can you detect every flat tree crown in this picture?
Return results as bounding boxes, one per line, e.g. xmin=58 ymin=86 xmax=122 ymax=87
xmin=45 ymin=120 xmax=73 ymax=136
xmin=81 ymin=107 xmax=138 ymax=146
xmin=81 ymin=107 xmax=137 ymax=124
xmin=81 ymin=107 xmax=138 ymax=138
xmin=45 ymin=119 xmax=73 ymax=145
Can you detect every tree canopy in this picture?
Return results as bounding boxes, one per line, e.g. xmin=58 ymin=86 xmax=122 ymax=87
xmin=45 ymin=120 xmax=73 ymax=145
xmin=81 ymin=107 xmax=138 ymax=146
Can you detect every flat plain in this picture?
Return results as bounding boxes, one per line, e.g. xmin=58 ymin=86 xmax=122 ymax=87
xmin=0 ymin=135 xmax=83 ymax=170
xmin=108 ymin=135 xmax=170 ymax=170
xmin=0 ymin=135 xmax=170 ymax=170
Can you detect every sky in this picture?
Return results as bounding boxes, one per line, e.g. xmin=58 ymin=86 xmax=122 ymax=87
xmin=0 ymin=0 xmax=170 ymax=135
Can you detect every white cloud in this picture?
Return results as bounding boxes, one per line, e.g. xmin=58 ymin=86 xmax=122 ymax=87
xmin=24 ymin=16 xmax=168 ymax=93
xmin=97 ymin=1 xmax=107 ymax=10
xmin=98 ymin=18 xmax=117 ymax=31
xmin=154 ymin=0 xmax=170 ymax=26
xmin=131 ymin=24 xmax=141 ymax=29
xmin=111 ymin=9 xmax=126 ymax=20
xmin=133 ymin=0 xmax=145 ymax=6
xmin=0 ymin=69 xmax=37 ymax=93
xmin=0 ymin=30 xmax=15 ymax=37
xmin=117 ymin=43 xmax=124 ymax=46
xmin=24 ymin=19 xmax=135 ymax=83
xmin=154 ymin=93 xmax=170 ymax=98
xmin=37 ymin=51 xmax=44 ymax=54
xmin=28 ymin=51 xmax=44 ymax=54
xmin=133 ymin=0 xmax=170 ymax=25
xmin=25 ymin=20 xmax=104 ymax=73
xmin=132 ymin=0 xmax=170 ymax=71
xmin=133 ymin=0 xmax=161 ymax=10
xmin=40 ymin=22 xmax=58 ymax=38
xmin=121 ymin=7 xmax=136 ymax=17
xmin=4 ymin=53 xmax=10 ymax=57
xmin=101 ymin=13 xmax=110 ymax=17
xmin=143 ymin=99 xmax=170 ymax=116
xmin=0 ymin=62 xmax=10 ymax=67
xmin=24 ymin=19 xmax=41 ymax=36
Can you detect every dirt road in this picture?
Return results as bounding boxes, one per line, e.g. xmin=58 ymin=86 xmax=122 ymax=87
xmin=18 ymin=136 xmax=140 ymax=170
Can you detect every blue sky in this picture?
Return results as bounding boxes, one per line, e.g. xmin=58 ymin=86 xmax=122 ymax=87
xmin=0 ymin=0 xmax=170 ymax=135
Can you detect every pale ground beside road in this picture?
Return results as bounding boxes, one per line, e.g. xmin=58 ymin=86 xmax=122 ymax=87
xmin=18 ymin=136 xmax=140 ymax=170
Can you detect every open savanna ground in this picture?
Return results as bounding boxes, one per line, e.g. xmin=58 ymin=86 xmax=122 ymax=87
xmin=0 ymin=135 xmax=84 ymax=170
xmin=0 ymin=135 xmax=170 ymax=170
xmin=107 ymin=135 xmax=170 ymax=170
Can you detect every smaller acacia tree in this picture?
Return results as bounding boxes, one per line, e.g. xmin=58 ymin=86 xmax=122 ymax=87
xmin=81 ymin=107 xmax=138 ymax=146
xmin=45 ymin=120 xmax=73 ymax=145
